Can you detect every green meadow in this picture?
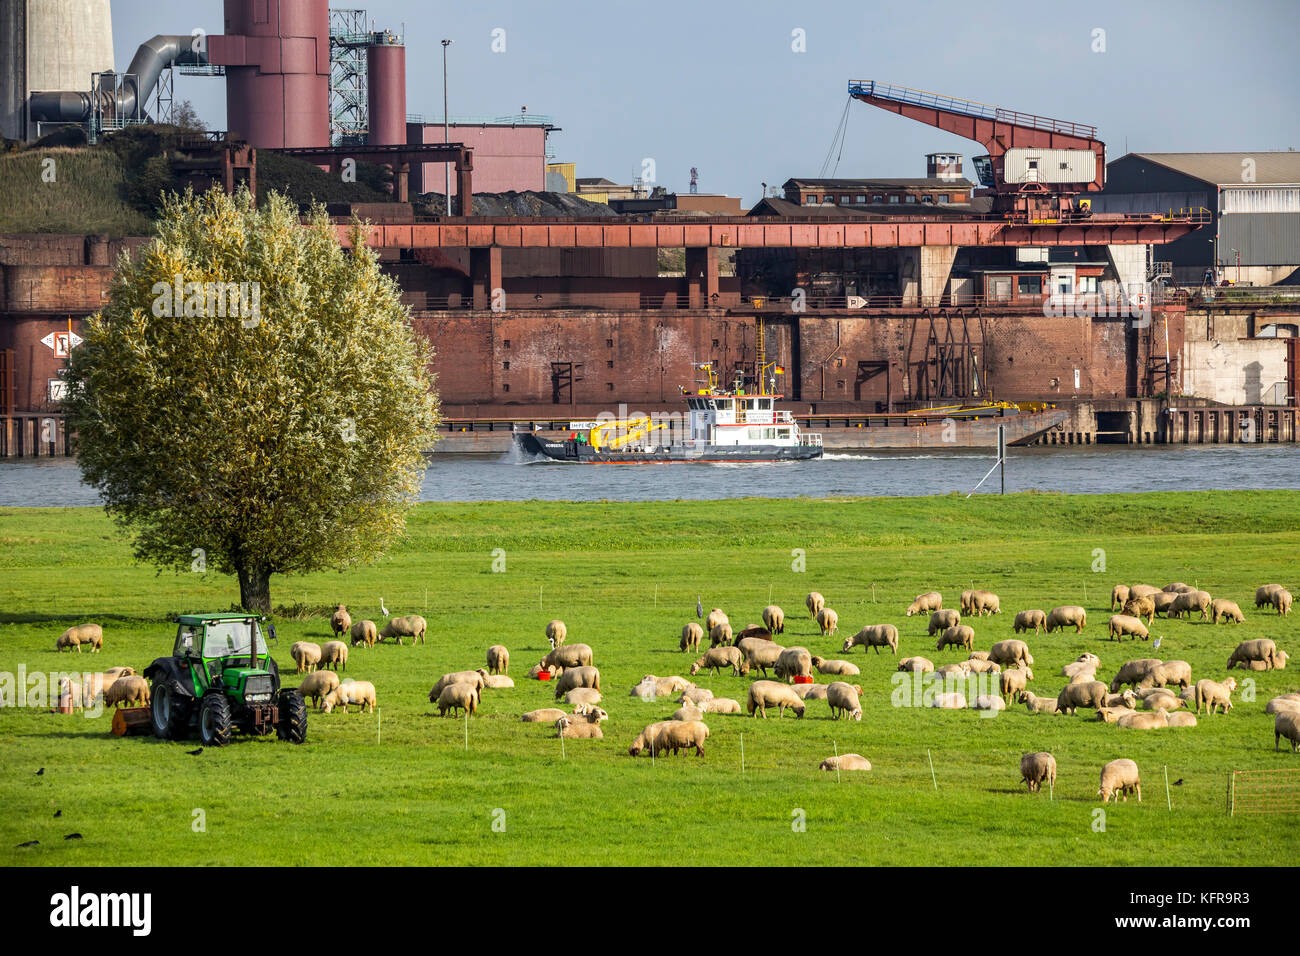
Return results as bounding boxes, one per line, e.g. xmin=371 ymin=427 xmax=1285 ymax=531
xmin=1 ymin=491 xmax=1297 ymax=866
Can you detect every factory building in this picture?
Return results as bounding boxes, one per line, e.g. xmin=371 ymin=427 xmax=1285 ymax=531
xmin=407 ymin=117 xmax=558 ymax=197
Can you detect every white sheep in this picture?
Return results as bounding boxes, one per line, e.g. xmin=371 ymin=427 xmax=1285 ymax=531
xmin=321 ymin=680 xmax=377 ymax=714
xmin=486 ymin=645 xmax=510 ymax=674
xmin=1098 ymin=759 xmax=1141 ymax=802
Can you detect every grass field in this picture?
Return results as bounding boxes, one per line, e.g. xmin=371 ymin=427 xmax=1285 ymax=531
xmin=1 ymin=491 xmax=1298 ymax=866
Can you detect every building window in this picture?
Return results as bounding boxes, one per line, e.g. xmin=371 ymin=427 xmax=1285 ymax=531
xmin=606 ymin=360 xmax=614 ymax=368
xmin=606 ymin=383 xmax=615 ymax=391
xmin=937 ymin=195 xmax=950 ymax=204
xmin=905 ymin=195 xmax=917 ymax=203
xmin=855 ymin=194 xmax=866 ymax=203
xmin=836 ymin=380 xmax=845 ymax=390
xmin=502 ymin=383 xmax=510 ymax=392
xmin=1018 ymin=276 xmax=1042 ymax=295
xmin=712 ymin=339 xmax=719 ymax=348
xmin=1079 ymin=276 xmax=1098 ymax=293
xmin=872 ymin=194 xmax=883 ymax=203
xmin=889 ymin=195 xmax=900 ymax=204
xmin=921 ymin=195 xmax=934 ymax=204
xmin=503 ymin=339 xmax=511 ymax=348
xmin=503 ymin=361 xmax=510 ymax=370
xmin=805 ymin=194 xmax=819 ymax=204
xmin=1056 ymin=277 xmax=1072 ymax=294
xmin=606 ymin=338 xmax=613 ymax=347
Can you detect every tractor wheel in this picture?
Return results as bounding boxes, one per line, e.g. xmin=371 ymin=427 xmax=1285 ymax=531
xmin=277 ymin=690 xmax=308 ymax=744
xmin=198 ymin=693 xmax=233 ymax=747
xmin=150 ymin=683 xmax=193 ymax=740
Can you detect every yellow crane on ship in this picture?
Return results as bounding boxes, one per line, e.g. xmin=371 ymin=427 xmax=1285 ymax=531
xmin=588 ymin=416 xmax=667 ymax=452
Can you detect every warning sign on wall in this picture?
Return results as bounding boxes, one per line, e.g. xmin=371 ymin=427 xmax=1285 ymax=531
xmin=40 ymin=331 xmax=83 ymax=357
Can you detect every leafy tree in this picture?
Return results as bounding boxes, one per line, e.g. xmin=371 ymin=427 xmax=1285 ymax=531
xmin=63 ymin=186 xmax=440 ymax=611
xmin=171 ymin=100 xmax=207 ymax=133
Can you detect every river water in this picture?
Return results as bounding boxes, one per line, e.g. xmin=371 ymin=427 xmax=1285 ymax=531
xmin=1 ymin=445 xmax=1297 ymax=506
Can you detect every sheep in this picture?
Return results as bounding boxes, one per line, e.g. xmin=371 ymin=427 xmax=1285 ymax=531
xmin=320 ymin=640 xmax=349 ymax=672
xmin=969 ymin=590 xmax=1001 ymax=616
xmin=554 ymin=715 xmax=604 ymax=739
xmin=680 ymin=622 xmax=704 ymax=653
xmin=437 ymin=682 xmax=479 ymax=717
xmin=1142 ymin=692 xmax=1183 ymax=712
xmin=1270 ymin=588 xmax=1293 ymax=617
xmin=1194 ymin=677 xmax=1237 ymax=715
xmin=934 ymin=662 xmax=971 ymax=680
xmin=826 ymin=682 xmax=864 ymax=720
xmin=321 ymin=680 xmax=377 ymax=714
xmin=1094 ymin=706 xmax=1134 ymax=724
xmin=794 ymin=683 xmax=829 ymax=700
xmin=628 ymin=721 xmax=674 ymax=756
xmin=676 ymin=687 xmax=714 ymax=706
xmin=843 ymin=623 xmax=899 ymax=655
xmin=1119 ymin=711 xmax=1168 ymax=730
xmin=521 ymin=708 xmax=569 ymax=722
xmin=690 ymin=646 xmax=744 ymax=676
xmin=1165 ymin=712 xmax=1198 ymax=728
xmin=973 ymin=695 xmax=1005 ymax=712
xmin=1226 ymin=639 xmax=1289 ymax=671
xmin=1128 ymin=584 xmax=1160 ymax=599
xmin=705 ymin=609 xmax=729 ymax=633
xmin=1134 ymin=686 xmax=1174 ymax=700
xmin=1057 ymin=680 xmax=1107 ymax=714
xmin=1168 ymin=590 xmax=1212 ymax=621
xmin=774 ymin=646 xmax=814 ymax=681
xmin=1108 ymin=614 xmax=1150 ymax=642
xmin=989 ymin=639 xmax=1034 ymax=669
xmin=1013 ymin=609 xmax=1047 ymax=634
xmin=330 ymin=605 xmax=351 ymax=641
xmin=1163 ymin=582 xmax=1193 ymax=592
xmin=969 ymin=650 xmax=990 ymax=661
xmin=709 ymin=623 xmax=734 ymax=647
xmin=655 ymin=720 xmax=711 ymax=756
xmin=1110 ymin=585 xmax=1131 ymax=611
xmin=298 ymin=670 xmax=341 ymax=708
xmin=1256 ymin=583 xmax=1283 ymax=609
xmin=545 ymin=619 xmax=567 ymax=647
xmin=565 ymin=687 xmax=602 ymax=707
xmin=528 ymin=663 xmax=557 ymax=680
xmin=349 ymin=620 xmax=377 ymax=648
xmin=1103 ymin=690 xmax=1137 ymax=708
xmin=554 ymin=666 xmax=601 ymax=699
xmin=928 ymin=608 xmax=961 ymax=636
xmin=1265 ymin=695 xmax=1300 ymax=716
xmin=1020 ymin=691 xmax=1058 ymax=715
xmin=381 ymin=614 xmax=428 ymax=645
xmin=1045 ymin=606 xmax=1086 ymax=633
xmin=479 ymin=673 xmax=515 ymax=689
xmin=102 ymin=666 xmax=135 ymax=680
xmin=936 ymin=624 xmax=975 ymax=652
xmin=736 ymin=636 xmax=777 ymax=659
xmin=1062 ymin=660 xmax=1098 ymax=682
xmin=540 ymin=643 xmax=593 ymax=673
xmin=699 ymin=697 xmax=742 ymax=714
xmin=630 ymin=675 xmax=695 ymax=698
xmin=811 ymin=656 xmax=860 ymax=676
xmin=762 ymin=605 xmax=786 ymax=634
xmin=572 ymin=703 xmax=608 ymax=722
xmin=898 ymin=656 xmax=934 ymax=674
xmin=1000 ymin=667 xmax=1033 ymax=703
xmin=291 ymin=641 xmax=322 ymax=674
xmin=906 ymin=591 xmax=943 ymax=616
xmin=816 ymin=607 xmax=839 ymax=637
xmin=56 ymin=623 xmax=103 ymax=653
xmin=746 ymin=680 xmax=806 ymax=718
xmin=930 ymin=692 xmax=967 ymax=710
xmin=486 ymin=645 xmax=510 ymax=674
xmin=965 ymin=658 xmax=1002 ymax=675
xmin=1140 ymin=660 xmax=1192 ymax=690
xmin=740 ymin=642 xmax=786 ymax=678
xmin=1020 ymin=752 xmax=1057 ymax=793
xmin=102 ymin=675 xmax=150 ymax=708
xmin=1275 ymin=712 xmax=1300 ymax=752
xmin=1098 ymin=759 xmax=1142 ymax=802
xmin=1121 ymin=595 xmax=1156 ymax=626
xmin=820 ymin=754 xmax=871 ymax=772
xmin=805 ymin=592 xmax=825 ymax=619
xmin=427 ymin=671 xmax=485 ymax=703
xmin=671 ymin=704 xmax=704 ymax=722
xmin=1209 ymin=599 xmax=1244 ymax=624
xmin=1109 ymin=659 xmax=1162 ymax=692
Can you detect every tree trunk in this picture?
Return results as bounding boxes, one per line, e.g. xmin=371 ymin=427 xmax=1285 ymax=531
xmin=237 ymin=563 xmax=272 ymax=613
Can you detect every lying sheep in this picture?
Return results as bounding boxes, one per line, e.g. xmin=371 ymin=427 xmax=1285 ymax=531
xmin=103 ymin=675 xmax=150 ymax=708
xmin=794 ymin=683 xmax=829 ymax=700
xmin=934 ymin=661 xmax=971 ymax=680
xmin=528 ymin=663 xmax=557 ymax=680
xmin=1062 ymin=659 xmax=1098 ymax=682
xmin=973 ymin=695 xmax=1005 ymax=712
xmin=56 ymin=623 xmax=103 ymax=653
xmin=965 ymin=658 xmax=1002 ymax=675
xmin=349 ymin=620 xmax=377 ymax=648
xmin=930 ymin=692 xmax=967 ymax=710
xmin=380 ymin=615 xmax=427 ymax=645
xmin=936 ymin=624 xmax=975 ymax=652
xmin=680 ymin=622 xmax=704 ymax=653
xmin=1020 ymin=752 xmax=1057 ymax=793
xmin=321 ymin=680 xmax=377 ymax=714
xmin=820 ymin=754 xmax=871 ymax=772
xmin=554 ymin=714 xmax=604 ymax=739
xmin=1166 ymin=712 xmax=1198 ymax=728
xmin=1103 ymin=690 xmax=1137 ymax=709
xmin=989 ymin=639 xmax=1034 ymax=669
xmin=437 ymin=682 xmax=479 ymax=717
xmin=690 ymin=646 xmax=744 ymax=676
xmin=928 ymin=609 xmax=961 ymax=636
xmin=521 ymin=708 xmax=569 ymax=722
xmin=1121 ymin=595 xmax=1156 ymax=626
xmin=554 ymin=666 xmax=601 ymax=699
xmin=545 ymin=619 xmax=567 ymax=647
xmin=709 ymin=623 xmax=734 ymax=647
xmin=572 ymin=703 xmax=608 ymax=722
xmin=541 ymin=643 xmax=593 ymax=673
xmin=1000 ymin=667 xmax=1033 ymax=703
xmin=1108 ymin=614 xmax=1150 ymax=642
xmin=479 ymin=672 xmax=515 ymax=689
xmin=843 ymin=624 xmax=899 ymax=655
xmin=762 ymin=605 xmax=786 ymax=634
xmin=565 ymin=688 xmax=602 ymax=708
xmin=747 ymin=680 xmax=806 ymax=718
xmin=1045 ymin=606 xmax=1086 ymax=633
xmin=969 ymin=650 xmax=990 ymax=661
xmin=671 ymin=704 xmax=704 ymax=722
xmin=1275 ymin=712 xmax=1300 ymax=752
xmin=906 ymin=591 xmax=943 ymax=616
xmin=816 ymin=607 xmax=839 ymax=637
xmin=1057 ymin=681 xmax=1107 ymax=714
xmin=630 ymin=674 xmax=694 ymax=698
xmin=805 ymin=593 xmax=825 ymax=619
xmin=1098 ymin=759 xmax=1142 ymax=802
xmin=1013 ymin=609 xmax=1047 ymax=634
xmin=677 ymin=687 xmax=714 ymax=706
xmin=1110 ymin=585 xmax=1131 ymax=612
xmin=320 ymin=640 xmax=349 ymax=672
xmin=898 ymin=656 xmax=934 ymax=674
xmin=811 ymin=656 xmax=860 ymax=676
xmin=1168 ymin=590 xmax=1212 ymax=621
xmin=291 ymin=641 xmax=322 ymax=674
xmin=1209 ymin=599 xmax=1244 ymax=624
xmin=1095 ymin=706 xmax=1134 ymax=724
xmin=826 ymin=682 xmax=864 ymax=721
xmin=774 ymin=646 xmax=814 ymax=681
xmin=1020 ymin=691 xmax=1058 ymax=715
xmin=1194 ymin=677 xmax=1237 ymax=715
xmin=1142 ymin=692 xmax=1183 ymax=712
xmin=298 ymin=670 xmax=341 ymax=709
xmin=330 ymin=605 xmax=351 ymax=641
xmin=1119 ymin=711 xmax=1168 ymax=730
xmin=706 ymin=609 xmax=729 ymax=633
xmin=699 ymin=697 xmax=742 ymax=714
xmin=486 ymin=645 xmax=510 ymax=674
xmin=1110 ymin=659 xmax=1162 ymax=692
xmin=1140 ymin=660 xmax=1192 ymax=690
xmin=1226 ymin=639 xmax=1288 ymax=671
xmin=1265 ymin=695 xmax=1300 ymax=716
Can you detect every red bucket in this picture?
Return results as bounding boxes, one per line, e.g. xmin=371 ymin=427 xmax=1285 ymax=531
xmin=793 ymin=675 xmax=814 ymax=685
xmin=537 ymin=671 xmax=552 ymax=681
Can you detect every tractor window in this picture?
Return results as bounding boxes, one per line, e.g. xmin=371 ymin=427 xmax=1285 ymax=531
xmin=175 ymin=626 xmax=201 ymax=657
xmin=203 ymin=621 xmax=266 ymax=658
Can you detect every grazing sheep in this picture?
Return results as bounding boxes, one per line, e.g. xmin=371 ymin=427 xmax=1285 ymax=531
xmin=1057 ymin=680 xmax=1107 ymax=714
xmin=554 ymin=666 xmax=601 ymax=699
xmin=700 ymin=697 xmax=742 ymax=714
xmin=1255 ymin=584 xmax=1283 ymax=609
xmin=826 ymin=682 xmax=864 ymax=721
xmin=1194 ymin=677 xmax=1237 ymax=715
xmin=1275 ymin=712 xmax=1300 ymax=752
xmin=706 ymin=609 xmax=729 ymax=633
xmin=936 ymin=624 xmax=975 ymax=652
xmin=906 ymin=591 xmax=943 ymax=616
xmin=1140 ymin=660 xmax=1192 ymax=690
xmin=762 ymin=605 xmax=786 ymax=634
xmin=735 ymin=635 xmax=775 ymax=658
xmin=1209 ymin=599 xmax=1245 ymax=624
xmin=1020 ymin=691 xmax=1059 ymax=715
xmin=690 ymin=646 xmax=744 ymax=676
xmin=554 ymin=715 xmax=604 ymax=739
xmin=965 ymin=659 xmax=1002 ymax=675
xmin=521 ymin=708 xmax=569 ymax=722
xmin=1163 ymin=582 xmax=1193 ymax=592
xmin=930 ymin=692 xmax=967 ymax=710
xmin=102 ymin=675 xmax=150 ymax=708
xmin=1045 ymin=606 xmax=1086 ymax=633
xmin=816 ymin=607 xmax=839 ymax=637
xmin=486 ymin=645 xmax=510 ymax=674
xmin=291 ymin=641 xmax=322 ymax=674
xmin=811 ymin=656 xmax=860 ymax=676
xmin=740 ymin=642 xmax=786 ymax=678
xmin=540 ymin=643 xmax=594 ymax=673
xmin=1013 ymin=609 xmax=1047 ymax=634
xmin=1098 ymin=759 xmax=1142 ymax=802
xmin=680 ymin=622 xmax=704 ymax=653
xmin=1109 ymin=614 xmax=1150 ymax=642
xmin=1168 ymin=590 xmax=1212 ymax=621
xmin=1165 ymin=712 xmax=1198 ymax=728
xmin=380 ymin=615 xmax=427 ymax=645
xmin=1270 ymin=588 xmax=1293 ymax=617
xmin=656 ymin=720 xmax=711 ymax=756
xmin=565 ymin=687 xmax=602 ymax=707
xmin=1121 ymin=595 xmax=1156 ymax=626
xmin=330 ymin=605 xmax=351 ymax=641
xmin=794 ymin=683 xmax=829 ymax=700
xmin=670 ymin=704 xmax=704 ymax=722
xmin=321 ymin=680 xmax=377 ymax=714
xmin=1118 ymin=711 xmax=1168 ymax=730
xmin=1000 ymin=667 xmax=1033 ymax=702
xmin=746 ymin=680 xmax=806 ymax=718
xmin=969 ymin=590 xmax=1001 ymax=616
xmin=545 ymin=620 xmax=567 ymax=647
xmin=437 ymin=682 xmax=479 ymax=717
xmin=1110 ymin=659 xmax=1162 ymax=692
xmin=349 ymin=620 xmax=378 ymax=648
xmin=820 ymin=754 xmax=871 ymax=772
xmin=898 ymin=656 xmax=934 ymax=674
xmin=774 ymin=646 xmax=814 ymax=681
xmin=627 ymin=721 xmax=674 ymax=756
xmin=843 ymin=624 xmax=899 ymax=655
xmin=1110 ymin=585 xmax=1131 ymax=611
xmin=709 ymin=623 xmax=734 ymax=647
xmin=298 ymin=670 xmax=341 ymax=708
xmin=320 ymin=640 xmax=349 ymax=672
xmin=479 ymin=672 xmax=515 ymax=689
xmin=805 ymin=593 xmax=825 ymax=619
xmin=1020 ymin=752 xmax=1057 ymax=793
xmin=1129 ymin=584 xmax=1160 ymax=599
xmin=56 ymin=623 xmax=103 ymax=653
xmin=928 ymin=609 xmax=961 ymax=636
xmin=1265 ymin=695 xmax=1300 ymax=716
xmin=973 ymin=695 xmax=1005 ymax=712
xmin=677 ymin=687 xmax=715 ymax=706
xmin=989 ymin=639 xmax=1034 ymax=669
xmin=1226 ymin=638 xmax=1288 ymax=671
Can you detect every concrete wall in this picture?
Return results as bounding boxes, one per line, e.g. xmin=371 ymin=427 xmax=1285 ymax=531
xmin=1181 ymin=309 xmax=1290 ymax=404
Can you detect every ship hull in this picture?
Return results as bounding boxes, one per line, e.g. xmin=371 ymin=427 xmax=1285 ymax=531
xmin=514 ymin=433 xmax=823 ymax=463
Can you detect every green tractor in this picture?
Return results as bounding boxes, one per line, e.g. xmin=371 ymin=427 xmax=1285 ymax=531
xmin=143 ymin=614 xmax=307 ymax=746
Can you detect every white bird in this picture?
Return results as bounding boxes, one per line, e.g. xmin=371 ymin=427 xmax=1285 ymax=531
xmin=380 ymin=597 xmax=389 ymax=617
xmin=1153 ymin=636 xmax=1163 ymax=650
xmin=696 ymin=595 xmax=703 ymax=618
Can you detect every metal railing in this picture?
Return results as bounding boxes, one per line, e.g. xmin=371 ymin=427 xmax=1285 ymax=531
xmin=848 ymin=79 xmax=1097 ymax=139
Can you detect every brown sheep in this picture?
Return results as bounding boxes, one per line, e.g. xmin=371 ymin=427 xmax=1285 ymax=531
xmin=936 ymin=624 xmax=974 ymax=652
xmin=762 ymin=605 xmax=786 ymax=634
xmin=679 ymin=622 xmax=704 ymax=652
xmin=1020 ymin=752 xmax=1057 ymax=793
xmin=1209 ymin=599 xmax=1245 ymax=625
xmin=349 ymin=620 xmax=377 ymax=648
xmin=928 ymin=608 xmax=961 ymax=636
xmin=906 ymin=591 xmax=943 ymax=616
xmin=746 ymin=680 xmax=806 ymax=718
xmin=1194 ymin=677 xmax=1237 ymax=715
xmin=1098 ymin=759 xmax=1141 ymax=801
xmin=1045 ymin=606 xmax=1086 ymax=633
xmin=487 ymin=645 xmax=510 ymax=674
xmin=1013 ymin=609 xmax=1047 ymax=634
xmin=330 ymin=605 xmax=351 ymax=641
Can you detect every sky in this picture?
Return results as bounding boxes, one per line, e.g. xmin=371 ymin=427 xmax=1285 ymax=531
xmin=110 ymin=0 xmax=1300 ymax=205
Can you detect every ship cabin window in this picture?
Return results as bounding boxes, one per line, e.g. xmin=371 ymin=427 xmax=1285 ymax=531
xmin=764 ymin=428 xmax=776 ymax=439
xmin=778 ymin=428 xmax=791 ymax=438
xmin=759 ymin=398 xmax=771 ymax=410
